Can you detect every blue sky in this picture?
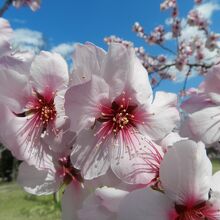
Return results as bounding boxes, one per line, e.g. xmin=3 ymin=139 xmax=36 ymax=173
xmin=3 ymin=0 xmax=220 ymax=93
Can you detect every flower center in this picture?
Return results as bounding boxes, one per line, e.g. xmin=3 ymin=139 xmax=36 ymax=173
xmin=58 ymin=156 xmax=83 ymax=185
xmin=97 ymin=97 xmax=138 ymax=136
xmin=174 ymin=201 xmax=218 ymax=220
xmin=14 ymin=90 xmax=57 ymax=134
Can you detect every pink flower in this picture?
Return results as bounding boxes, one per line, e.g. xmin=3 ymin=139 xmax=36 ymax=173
xmin=0 ymin=51 xmax=69 ymax=165
xmin=65 ymin=43 xmax=179 ymax=180
xmin=12 ymin=0 xmax=41 ymax=11
xmin=118 ymin=140 xmax=220 ymax=220
xmin=17 ymin=151 xmax=83 ymax=195
xmin=76 ymin=187 xmax=128 ymax=220
xmin=0 ymin=18 xmax=13 ymax=58
xmin=181 ymin=65 xmax=220 ymax=144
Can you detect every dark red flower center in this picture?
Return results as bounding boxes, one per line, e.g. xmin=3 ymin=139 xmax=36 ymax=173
xmin=97 ymin=99 xmax=137 ymax=136
xmin=58 ymin=156 xmax=83 ymax=185
xmin=14 ymin=90 xmax=57 ymax=134
xmin=174 ymin=201 xmax=219 ymax=220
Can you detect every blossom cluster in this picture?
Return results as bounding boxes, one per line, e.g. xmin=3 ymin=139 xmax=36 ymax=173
xmin=1 ymin=0 xmax=220 ymax=220
xmin=105 ymin=0 xmax=220 ymax=90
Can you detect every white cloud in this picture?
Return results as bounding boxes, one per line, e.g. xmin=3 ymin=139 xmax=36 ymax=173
xmin=51 ymin=43 xmax=75 ymax=60
xmin=195 ymin=1 xmax=220 ymax=20
xmin=11 ymin=28 xmax=46 ymax=53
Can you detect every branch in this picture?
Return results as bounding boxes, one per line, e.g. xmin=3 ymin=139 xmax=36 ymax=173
xmin=0 ymin=0 xmax=13 ymax=17
xmin=182 ymin=66 xmax=192 ymax=92
xmin=157 ymin=43 xmax=176 ymax=55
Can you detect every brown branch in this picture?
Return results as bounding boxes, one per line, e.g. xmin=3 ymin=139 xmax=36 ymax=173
xmin=0 ymin=0 xmax=13 ymax=17
xmin=157 ymin=43 xmax=176 ymax=55
xmin=182 ymin=66 xmax=192 ymax=92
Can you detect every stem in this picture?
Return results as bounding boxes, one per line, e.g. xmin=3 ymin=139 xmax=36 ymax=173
xmin=53 ymin=192 xmax=59 ymax=205
xmin=157 ymin=43 xmax=176 ymax=55
xmin=0 ymin=0 xmax=13 ymax=17
xmin=182 ymin=66 xmax=192 ymax=92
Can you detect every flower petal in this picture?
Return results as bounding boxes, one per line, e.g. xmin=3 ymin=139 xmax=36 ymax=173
xmin=181 ymin=93 xmax=215 ymax=114
xmin=125 ymin=53 xmax=152 ymax=105
xmin=17 ymin=161 xmax=61 ymax=195
xmin=0 ymin=68 xmax=31 ymax=112
xmin=211 ymin=171 xmax=220 ymax=194
xmin=160 ymin=140 xmax=212 ymax=204
xmin=30 ymin=51 xmax=69 ymax=93
xmin=0 ymin=104 xmax=50 ymax=166
xmin=65 ymin=74 xmax=109 ymax=133
xmin=118 ymin=188 xmax=173 ymax=220
xmin=71 ymin=43 xmax=106 ymax=86
xmin=71 ymin=129 xmax=110 ymax=179
xmin=100 ymin=43 xmax=130 ymax=100
xmin=78 ymin=187 xmax=128 ymax=220
xmin=61 ymin=183 xmax=86 ymax=220
xmin=187 ymin=106 xmax=220 ymax=144
xmin=141 ymin=91 xmax=179 ymax=141
xmin=111 ymin=132 xmax=164 ymax=185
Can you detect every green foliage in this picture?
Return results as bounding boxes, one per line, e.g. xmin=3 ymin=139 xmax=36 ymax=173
xmin=211 ymin=158 xmax=220 ymax=174
xmin=0 ymin=182 xmax=61 ymax=220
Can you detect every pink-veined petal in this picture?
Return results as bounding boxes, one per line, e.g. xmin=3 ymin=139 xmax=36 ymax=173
xmin=30 ymin=51 xmax=69 ymax=93
xmin=188 ymin=106 xmax=220 ymax=144
xmin=71 ymin=129 xmax=110 ymax=180
xmin=71 ymin=42 xmax=106 ymax=86
xmin=141 ymin=91 xmax=179 ymax=141
xmin=0 ymin=104 xmax=50 ymax=166
xmin=125 ymin=53 xmax=152 ymax=105
xmin=61 ymin=183 xmax=86 ymax=220
xmin=181 ymin=93 xmax=215 ymax=114
xmin=78 ymin=187 xmax=128 ymax=220
xmin=65 ymin=74 xmax=109 ymax=133
xmin=17 ymin=161 xmax=61 ymax=195
xmin=160 ymin=140 xmax=212 ymax=204
xmin=111 ymin=132 xmax=164 ymax=185
xmin=118 ymin=188 xmax=173 ymax=220
xmin=0 ymin=68 xmax=31 ymax=112
xmin=100 ymin=43 xmax=131 ymax=100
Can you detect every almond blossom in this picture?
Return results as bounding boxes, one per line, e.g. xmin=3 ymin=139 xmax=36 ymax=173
xmin=12 ymin=0 xmax=41 ymax=11
xmin=181 ymin=64 xmax=220 ymax=144
xmin=118 ymin=140 xmax=220 ymax=220
xmin=0 ymin=51 xmax=69 ymax=165
xmin=65 ymin=42 xmax=179 ymax=180
xmin=17 ymin=151 xmax=83 ymax=196
xmin=76 ymin=187 xmax=128 ymax=220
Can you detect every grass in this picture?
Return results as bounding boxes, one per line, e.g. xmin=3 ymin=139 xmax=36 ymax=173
xmin=212 ymin=158 xmax=220 ymax=174
xmin=0 ymin=182 xmax=61 ymax=220
xmin=0 ymin=159 xmax=219 ymax=220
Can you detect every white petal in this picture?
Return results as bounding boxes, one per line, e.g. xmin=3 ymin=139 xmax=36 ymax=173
xmin=0 ymin=105 xmax=50 ymax=166
xmin=30 ymin=51 xmax=69 ymax=93
xmin=125 ymin=54 xmax=152 ymax=104
xmin=188 ymin=106 xmax=220 ymax=144
xmin=211 ymin=171 xmax=220 ymax=193
xmin=78 ymin=187 xmax=128 ymax=220
xmin=95 ymin=187 xmax=128 ymax=212
xmin=159 ymin=132 xmax=187 ymax=148
xmin=141 ymin=92 xmax=179 ymax=141
xmin=100 ymin=43 xmax=130 ymax=100
xmin=71 ymin=43 xmax=106 ymax=86
xmin=181 ymin=93 xmax=214 ymax=114
xmin=61 ymin=183 xmax=86 ymax=220
xmin=118 ymin=188 xmax=173 ymax=220
xmin=71 ymin=129 xmax=110 ymax=179
xmin=160 ymin=140 xmax=212 ymax=204
xmin=17 ymin=161 xmax=61 ymax=195
xmin=111 ymin=132 xmax=164 ymax=185
xmin=0 ymin=68 xmax=31 ymax=112
xmin=65 ymin=74 xmax=109 ymax=133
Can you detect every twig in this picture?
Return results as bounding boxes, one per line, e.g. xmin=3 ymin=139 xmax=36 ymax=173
xmin=0 ymin=0 xmax=13 ymax=17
